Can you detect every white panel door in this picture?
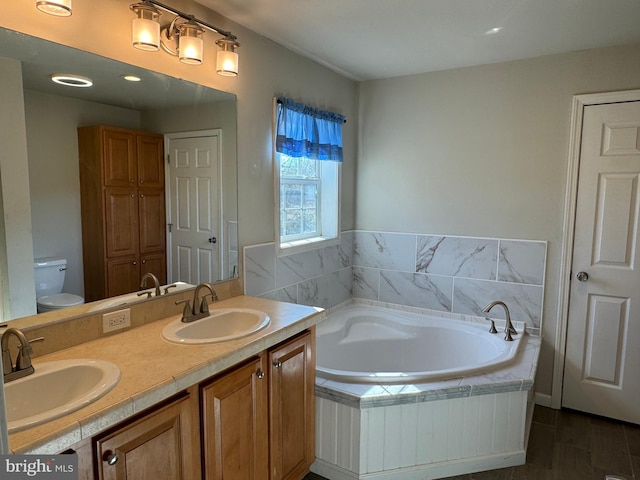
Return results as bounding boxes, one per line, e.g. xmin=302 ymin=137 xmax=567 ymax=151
xmin=563 ymin=101 xmax=640 ymax=423
xmin=166 ymin=134 xmax=221 ymax=285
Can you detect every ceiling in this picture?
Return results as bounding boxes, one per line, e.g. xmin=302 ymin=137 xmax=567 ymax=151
xmin=196 ymin=0 xmax=640 ymax=81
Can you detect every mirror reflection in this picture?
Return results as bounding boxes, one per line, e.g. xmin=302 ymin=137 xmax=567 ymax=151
xmin=0 ymin=27 xmax=238 ymax=320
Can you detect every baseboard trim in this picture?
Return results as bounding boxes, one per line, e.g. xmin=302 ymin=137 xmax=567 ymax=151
xmin=535 ymin=392 xmax=553 ymax=408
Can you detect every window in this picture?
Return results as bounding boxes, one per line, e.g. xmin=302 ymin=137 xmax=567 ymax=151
xmin=274 ymin=98 xmax=344 ymax=253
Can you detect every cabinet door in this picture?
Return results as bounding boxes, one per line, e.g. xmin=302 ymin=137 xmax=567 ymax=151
xmin=138 ymin=188 xmax=166 ymax=254
xmin=269 ymin=330 xmax=315 ymax=480
xmin=105 ymin=187 xmax=139 ymax=258
xmin=106 ymin=256 xmax=139 ymax=298
xmin=137 ymin=134 xmax=165 ymax=189
xmin=96 ymin=392 xmax=200 ymax=480
xmin=201 ymin=357 xmax=269 ymax=480
xmin=103 ymin=128 xmax=136 ymax=187
xmin=141 ymin=252 xmax=167 ymax=286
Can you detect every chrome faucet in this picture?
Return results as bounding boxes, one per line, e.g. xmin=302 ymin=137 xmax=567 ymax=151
xmin=1 ymin=328 xmax=44 ymax=382
xmin=140 ymin=272 xmax=161 ymax=297
xmin=482 ymin=300 xmax=517 ymax=341
xmin=176 ymin=283 xmax=218 ymax=323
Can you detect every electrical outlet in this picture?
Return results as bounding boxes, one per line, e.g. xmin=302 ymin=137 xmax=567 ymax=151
xmin=102 ymin=308 xmax=131 ymax=333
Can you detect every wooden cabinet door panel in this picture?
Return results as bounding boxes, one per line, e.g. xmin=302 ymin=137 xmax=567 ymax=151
xmin=141 ymin=252 xmax=167 ymax=286
xmin=138 ymin=188 xmax=166 ymax=254
xmin=269 ymin=330 xmax=315 ymax=480
xmin=105 ymin=187 xmax=138 ymax=258
xmin=103 ymin=129 xmax=136 ymax=187
xmin=201 ymin=357 xmax=268 ymax=480
xmin=137 ymin=134 xmax=164 ymax=189
xmin=106 ymin=256 xmax=139 ymax=297
xmin=96 ymin=393 xmax=199 ymax=480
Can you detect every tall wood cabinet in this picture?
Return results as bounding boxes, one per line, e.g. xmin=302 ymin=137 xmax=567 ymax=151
xmin=78 ymin=126 xmax=167 ymax=301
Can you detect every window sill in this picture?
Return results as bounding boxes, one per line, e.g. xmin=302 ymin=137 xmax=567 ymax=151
xmin=278 ymin=235 xmax=340 ymax=257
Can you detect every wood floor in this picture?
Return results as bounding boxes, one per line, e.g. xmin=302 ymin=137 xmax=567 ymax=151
xmin=304 ymin=405 xmax=640 ymax=480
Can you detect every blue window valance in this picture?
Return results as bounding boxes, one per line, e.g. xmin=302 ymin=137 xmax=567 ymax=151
xmin=275 ymin=97 xmax=345 ymax=162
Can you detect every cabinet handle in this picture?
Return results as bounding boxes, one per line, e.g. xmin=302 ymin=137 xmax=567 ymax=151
xmin=132 ymin=261 xmax=137 ymax=265
xmin=131 ymin=194 xmax=135 ymax=198
xmin=273 ymin=360 xmax=282 ymax=369
xmin=256 ymin=369 xmax=265 ymax=379
xmin=140 ymin=194 xmax=144 ymax=198
xmin=104 ymin=451 xmax=119 ymax=465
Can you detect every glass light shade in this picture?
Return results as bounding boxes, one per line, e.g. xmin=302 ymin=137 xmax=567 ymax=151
xmin=131 ymin=3 xmax=161 ymax=51
xmin=216 ymin=39 xmax=240 ymax=77
xmin=35 ymin=0 xmax=72 ymax=16
xmin=216 ymin=50 xmax=239 ymax=77
xmin=178 ymin=23 xmax=204 ymax=65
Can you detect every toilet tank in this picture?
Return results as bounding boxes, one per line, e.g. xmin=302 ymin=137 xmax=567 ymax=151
xmin=34 ymin=257 xmax=67 ymax=298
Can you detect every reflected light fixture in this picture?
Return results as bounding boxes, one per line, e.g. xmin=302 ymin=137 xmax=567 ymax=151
xmin=50 ymin=73 xmax=93 ymax=87
xmin=35 ymin=0 xmax=72 ymax=16
xmin=128 ymin=0 xmax=240 ymax=76
xmin=131 ymin=1 xmax=162 ymax=51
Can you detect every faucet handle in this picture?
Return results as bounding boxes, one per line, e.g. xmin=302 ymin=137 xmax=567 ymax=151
xmin=198 ymin=293 xmax=214 ymax=314
xmin=137 ymin=290 xmax=153 ymax=299
xmin=175 ymin=299 xmax=193 ymax=318
xmin=164 ymin=284 xmax=177 ymax=294
xmin=16 ymin=336 xmax=44 ymax=370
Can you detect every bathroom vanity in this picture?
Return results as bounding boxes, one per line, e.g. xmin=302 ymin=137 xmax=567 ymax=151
xmin=6 ymin=295 xmax=322 ymax=480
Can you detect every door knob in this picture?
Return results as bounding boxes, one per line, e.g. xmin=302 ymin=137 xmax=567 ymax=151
xmin=208 ymin=237 xmax=217 ymax=243
xmin=576 ymin=271 xmax=589 ymax=282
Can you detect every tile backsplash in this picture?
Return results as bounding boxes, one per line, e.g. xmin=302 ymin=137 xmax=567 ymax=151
xmin=243 ymin=231 xmax=546 ymax=330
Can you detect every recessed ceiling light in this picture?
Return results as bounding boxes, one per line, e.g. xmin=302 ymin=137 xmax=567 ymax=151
xmin=484 ymin=27 xmax=502 ymax=35
xmin=50 ymin=73 xmax=93 ymax=87
xmin=122 ymin=75 xmax=142 ymax=82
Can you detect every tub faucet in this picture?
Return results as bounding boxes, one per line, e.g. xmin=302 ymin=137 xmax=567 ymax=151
xmin=140 ymin=272 xmax=161 ymax=297
xmin=176 ymin=283 xmax=218 ymax=323
xmin=482 ymin=301 xmax=517 ymax=341
xmin=1 ymin=328 xmax=44 ymax=382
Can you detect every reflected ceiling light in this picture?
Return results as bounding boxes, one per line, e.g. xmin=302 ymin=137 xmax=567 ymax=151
xmin=484 ymin=27 xmax=502 ymax=35
xmin=50 ymin=73 xmax=93 ymax=87
xmin=131 ymin=1 xmax=162 ymax=51
xmin=122 ymin=75 xmax=143 ymax=82
xmin=216 ymin=38 xmax=239 ymax=77
xmin=129 ymin=0 xmax=240 ymax=76
xmin=36 ymin=0 xmax=72 ymax=16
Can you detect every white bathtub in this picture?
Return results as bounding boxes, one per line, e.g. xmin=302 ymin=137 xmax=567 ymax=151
xmin=316 ymin=303 xmax=523 ymax=383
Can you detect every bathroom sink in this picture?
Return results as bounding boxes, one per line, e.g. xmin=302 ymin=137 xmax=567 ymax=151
xmin=162 ymin=308 xmax=270 ymax=344
xmin=4 ymin=359 xmax=121 ymax=433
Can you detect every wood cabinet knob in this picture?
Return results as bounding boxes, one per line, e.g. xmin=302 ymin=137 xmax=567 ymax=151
xmin=273 ymin=360 xmax=282 ymax=369
xmin=104 ymin=451 xmax=119 ymax=465
xmin=256 ymin=369 xmax=265 ymax=379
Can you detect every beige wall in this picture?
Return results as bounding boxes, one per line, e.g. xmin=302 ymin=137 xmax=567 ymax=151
xmin=357 ymin=43 xmax=640 ymax=396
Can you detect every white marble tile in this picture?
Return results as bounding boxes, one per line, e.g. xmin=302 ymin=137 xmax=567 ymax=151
xmin=260 ymin=286 xmax=297 ymax=303
xmin=416 ymin=236 xmax=498 ymax=280
xmin=353 ymin=266 xmax=379 ymax=300
xmin=379 ymin=271 xmax=452 ymax=312
xmin=324 ymin=231 xmax=353 ymax=273
xmin=498 ymin=240 xmax=547 ymax=285
xmin=328 ymin=268 xmax=353 ymax=308
xmin=297 ymin=275 xmax=329 ymax=308
xmin=276 ymin=249 xmax=324 ymax=288
xmin=243 ymin=243 xmax=276 ymax=296
xmin=452 ymin=278 xmax=543 ymax=329
xmin=353 ymin=231 xmax=416 ymax=271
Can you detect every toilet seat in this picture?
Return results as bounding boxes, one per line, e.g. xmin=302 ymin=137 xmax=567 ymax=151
xmin=37 ymin=293 xmax=85 ymax=312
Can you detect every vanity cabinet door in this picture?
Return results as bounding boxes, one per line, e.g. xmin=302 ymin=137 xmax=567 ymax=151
xmin=95 ymin=390 xmax=200 ymax=480
xmin=268 ymin=329 xmax=315 ymax=480
xmin=201 ymin=356 xmax=269 ymax=480
xmin=106 ymin=256 xmax=140 ymax=298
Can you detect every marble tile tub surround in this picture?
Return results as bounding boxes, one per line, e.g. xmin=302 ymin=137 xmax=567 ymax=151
xmin=243 ymin=231 xmax=546 ymax=330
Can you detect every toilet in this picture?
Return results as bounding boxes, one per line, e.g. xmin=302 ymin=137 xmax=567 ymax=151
xmin=34 ymin=257 xmax=84 ymax=313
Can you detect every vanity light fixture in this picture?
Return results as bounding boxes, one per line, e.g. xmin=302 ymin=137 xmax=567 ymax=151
xmin=129 ymin=0 xmax=240 ymax=76
xmin=50 ymin=73 xmax=93 ymax=87
xmin=35 ymin=0 xmax=72 ymax=16
xmin=131 ymin=1 xmax=162 ymax=51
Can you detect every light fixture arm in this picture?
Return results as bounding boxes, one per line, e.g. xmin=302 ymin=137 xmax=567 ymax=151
xmin=144 ymin=0 xmax=237 ymax=41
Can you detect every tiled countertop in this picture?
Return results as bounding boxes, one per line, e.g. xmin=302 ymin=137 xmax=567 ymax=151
xmin=8 ymin=296 xmax=325 ymax=454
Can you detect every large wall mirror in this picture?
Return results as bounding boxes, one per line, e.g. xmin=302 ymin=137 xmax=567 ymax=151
xmin=0 ymin=27 xmax=238 ymax=322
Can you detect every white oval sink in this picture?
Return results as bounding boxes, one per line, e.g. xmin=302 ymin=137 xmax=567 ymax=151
xmin=162 ymin=308 xmax=270 ymax=344
xmin=4 ymin=359 xmax=121 ymax=433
